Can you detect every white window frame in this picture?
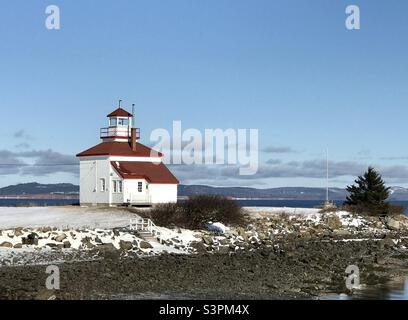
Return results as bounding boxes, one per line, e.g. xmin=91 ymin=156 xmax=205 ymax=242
xmin=112 ymin=180 xmax=123 ymax=194
xmin=100 ymin=178 xmax=106 ymax=192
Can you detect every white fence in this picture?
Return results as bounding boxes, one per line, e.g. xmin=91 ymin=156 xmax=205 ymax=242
xmin=129 ymin=218 xmax=161 ymax=241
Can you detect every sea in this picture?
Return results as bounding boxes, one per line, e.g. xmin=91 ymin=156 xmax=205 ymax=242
xmin=1 ymin=198 xmax=407 ymax=214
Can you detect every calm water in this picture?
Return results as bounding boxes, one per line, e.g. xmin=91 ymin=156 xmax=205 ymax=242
xmin=236 ymin=200 xmax=408 ymax=215
xmin=323 ymin=279 xmax=408 ymax=300
xmin=0 ymin=199 xmax=407 ymax=214
xmin=0 ymin=199 xmax=79 ymax=207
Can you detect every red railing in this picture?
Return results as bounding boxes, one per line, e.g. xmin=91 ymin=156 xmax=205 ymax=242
xmin=100 ymin=127 xmax=140 ymax=139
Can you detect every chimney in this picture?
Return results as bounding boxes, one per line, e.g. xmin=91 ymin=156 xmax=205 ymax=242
xmin=131 ymin=128 xmax=137 ymax=152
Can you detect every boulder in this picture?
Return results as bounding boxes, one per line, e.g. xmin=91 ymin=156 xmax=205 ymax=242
xmin=94 ymin=237 xmax=103 ymax=244
xmin=54 ymin=233 xmax=67 ymax=242
xmin=333 ymin=229 xmax=351 ymax=236
xmin=386 ymin=217 xmax=401 ymax=231
xmin=190 ymin=241 xmax=207 ymax=253
xmin=97 ymin=243 xmax=116 ymax=252
xmin=202 ymin=236 xmax=213 ymax=245
xmin=218 ymin=246 xmax=230 ymax=254
xmin=14 ymin=228 xmax=24 ymax=237
xmin=139 ymin=240 xmax=153 ymax=249
xmin=325 ymin=215 xmax=343 ymax=230
xmin=22 ymin=233 xmax=39 ymax=245
xmin=119 ymin=240 xmax=133 ymax=251
xmin=63 ymin=240 xmax=71 ymax=248
xmin=13 ymin=243 xmax=22 ymax=249
xmin=0 ymin=241 xmax=13 ymax=248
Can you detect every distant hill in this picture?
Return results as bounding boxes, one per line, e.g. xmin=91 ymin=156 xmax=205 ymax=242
xmin=1 ymin=183 xmax=408 ymax=201
xmin=0 ymin=183 xmax=79 ymax=195
xmin=179 ymin=185 xmax=408 ymax=201
xmin=178 ymin=185 xmax=348 ymax=200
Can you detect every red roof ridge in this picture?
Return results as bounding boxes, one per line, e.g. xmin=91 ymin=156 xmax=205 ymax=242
xmin=107 ymin=107 xmax=133 ymax=118
xmin=76 ymin=141 xmax=163 ymax=158
xmin=111 ymin=161 xmax=179 ymax=184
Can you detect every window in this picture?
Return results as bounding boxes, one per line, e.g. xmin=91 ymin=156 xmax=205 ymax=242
xmin=118 ymin=118 xmax=129 ymax=126
xmin=138 ymin=182 xmax=143 ymax=192
xmin=112 ymin=180 xmax=123 ymax=193
xmin=110 ymin=118 xmax=117 ymax=126
xmin=100 ymin=178 xmax=106 ymax=192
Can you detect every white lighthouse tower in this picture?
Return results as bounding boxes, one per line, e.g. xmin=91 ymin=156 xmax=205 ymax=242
xmin=76 ymin=103 xmax=178 ymax=206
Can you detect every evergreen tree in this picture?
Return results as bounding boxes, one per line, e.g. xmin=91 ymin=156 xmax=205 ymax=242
xmin=345 ymin=167 xmax=390 ymax=214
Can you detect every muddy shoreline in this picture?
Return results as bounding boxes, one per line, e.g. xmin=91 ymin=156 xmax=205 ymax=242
xmin=1 ymin=237 xmax=408 ymax=300
xmin=2 ymin=208 xmax=408 ymax=300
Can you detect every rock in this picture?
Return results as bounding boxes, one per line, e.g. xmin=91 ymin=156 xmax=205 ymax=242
xmin=94 ymin=237 xmax=103 ymax=244
xmin=13 ymin=243 xmax=22 ymax=249
xmin=202 ymin=236 xmax=213 ymax=245
xmin=219 ymin=238 xmax=229 ymax=246
xmin=189 ymin=241 xmax=207 ymax=253
xmin=28 ymin=232 xmax=39 ymax=240
xmin=325 ymin=215 xmax=343 ymax=230
xmin=54 ymin=233 xmax=67 ymax=242
xmin=14 ymin=228 xmax=24 ymax=237
xmin=119 ymin=240 xmax=133 ymax=251
xmin=45 ymin=243 xmax=58 ymax=248
xmin=218 ymin=246 xmax=230 ymax=254
xmin=35 ymin=289 xmax=57 ymax=300
xmin=97 ymin=243 xmax=116 ymax=251
xmin=63 ymin=241 xmax=71 ymax=248
xmin=139 ymin=240 xmax=153 ymax=249
xmin=386 ymin=217 xmax=401 ymax=231
xmin=333 ymin=229 xmax=351 ymax=236
xmin=22 ymin=233 xmax=39 ymax=245
xmin=0 ymin=242 xmax=13 ymax=248
xmin=39 ymin=227 xmax=52 ymax=233
xmin=113 ymin=228 xmax=120 ymax=236
xmin=379 ymin=236 xmax=395 ymax=249
xmin=236 ymin=227 xmax=246 ymax=237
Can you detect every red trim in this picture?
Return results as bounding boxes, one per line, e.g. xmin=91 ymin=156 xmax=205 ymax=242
xmin=101 ymin=136 xmax=131 ymax=139
xmin=77 ymin=153 xmax=161 ymax=157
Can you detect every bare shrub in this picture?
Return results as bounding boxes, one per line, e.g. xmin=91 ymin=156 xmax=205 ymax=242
xmin=142 ymin=195 xmax=246 ymax=230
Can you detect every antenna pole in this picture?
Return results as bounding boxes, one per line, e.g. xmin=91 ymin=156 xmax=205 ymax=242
xmin=119 ymin=99 xmax=122 ymax=108
xmin=326 ymin=147 xmax=329 ymax=203
xmin=132 ymin=104 xmax=135 ymax=128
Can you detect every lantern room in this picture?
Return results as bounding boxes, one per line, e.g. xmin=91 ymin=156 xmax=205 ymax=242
xmin=100 ymin=105 xmax=140 ymax=141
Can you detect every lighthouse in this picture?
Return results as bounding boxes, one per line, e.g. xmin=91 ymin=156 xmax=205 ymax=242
xmin=76 ymin=103 xmax=179 ymax=206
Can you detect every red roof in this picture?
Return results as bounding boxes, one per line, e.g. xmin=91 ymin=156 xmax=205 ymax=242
xmin=111 ymin=161 xmax=179 ymax=184
xmin=107 ymin=107 xmax=133 ymax=118
xmin=76 ymin=141 xmax=163 ymax=157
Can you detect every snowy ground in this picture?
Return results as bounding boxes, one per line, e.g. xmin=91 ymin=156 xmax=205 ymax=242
xmin=244 ymin=206 xmax=321 ymax=216
xmin=0 ymin=206 xmax=202 ymax=266
xmin=0 ymin=206 xmax=138 ymax=229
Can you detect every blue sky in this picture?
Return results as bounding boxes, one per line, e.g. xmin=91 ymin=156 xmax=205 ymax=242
xmin=0 ymin=0 xmax=407 ymax=188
